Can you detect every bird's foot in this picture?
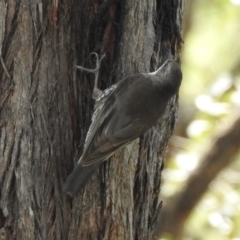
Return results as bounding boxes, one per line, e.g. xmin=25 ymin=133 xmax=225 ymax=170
xmin=76 ymin=53 xmax=106 ymax=99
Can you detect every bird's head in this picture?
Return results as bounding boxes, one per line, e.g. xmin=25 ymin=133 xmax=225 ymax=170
xmin=153 ymin=59 xmax=182 ymax=94
xmin=158 ymin=59 xmax=182 ymax=80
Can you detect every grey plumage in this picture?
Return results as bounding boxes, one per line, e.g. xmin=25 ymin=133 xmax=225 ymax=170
xmin=64 ymin=57 xmax=182 ymax=196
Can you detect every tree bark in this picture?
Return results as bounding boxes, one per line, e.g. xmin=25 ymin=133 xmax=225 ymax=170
xmin=0 ymin=0 xmax=184 ymax=239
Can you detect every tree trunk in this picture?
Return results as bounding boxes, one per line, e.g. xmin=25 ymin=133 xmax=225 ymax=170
xmin=0 ymin=0 xmax=184 ymax=239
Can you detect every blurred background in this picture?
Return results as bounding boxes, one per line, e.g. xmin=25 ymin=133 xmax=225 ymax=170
xmin=158 ymin=0 xmax=240 ymax=239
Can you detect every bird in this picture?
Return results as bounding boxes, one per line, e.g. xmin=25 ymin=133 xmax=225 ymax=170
xmin=63 ymin=53 xmax=182 ymax=196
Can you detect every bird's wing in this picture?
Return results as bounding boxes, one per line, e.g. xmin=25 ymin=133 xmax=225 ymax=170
xmin=80 ymin=80 xmax=143 ymax=166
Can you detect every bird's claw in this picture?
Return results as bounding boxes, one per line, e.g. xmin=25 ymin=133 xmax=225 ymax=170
xmin=76 ymin=53 xmax=106 ymax=99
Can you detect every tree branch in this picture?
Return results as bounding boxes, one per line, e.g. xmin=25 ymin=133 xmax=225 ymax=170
xmin=154 ymin=113 xmax=240 ymax=238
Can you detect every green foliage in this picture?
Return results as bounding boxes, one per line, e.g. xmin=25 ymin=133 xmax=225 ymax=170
xmin=161 ymin=0 xmax=240 ymax=239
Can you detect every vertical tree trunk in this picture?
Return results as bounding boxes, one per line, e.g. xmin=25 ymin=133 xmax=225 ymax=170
xmin=0 ymin=0 xmax=184 ymax=239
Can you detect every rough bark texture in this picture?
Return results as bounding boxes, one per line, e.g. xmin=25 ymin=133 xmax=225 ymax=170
xmin=154 ymin=113 xmax=240 ymax=239
xmin=0 ymin=0 xmax=184 ymax=239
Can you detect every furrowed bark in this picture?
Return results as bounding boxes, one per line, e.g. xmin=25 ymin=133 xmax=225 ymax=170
xmin=0 ymin=0 xmax=184 ymax=239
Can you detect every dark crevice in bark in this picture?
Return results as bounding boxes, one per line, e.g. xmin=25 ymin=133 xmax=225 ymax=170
xmin=2 ymin=1 xmax=20 ymax=59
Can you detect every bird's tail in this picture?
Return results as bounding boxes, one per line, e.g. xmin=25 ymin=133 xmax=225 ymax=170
xmin=63 ymin=162 xmax=101 ymax=196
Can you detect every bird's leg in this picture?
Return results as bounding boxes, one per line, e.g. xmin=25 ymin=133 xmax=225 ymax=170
xmin=76 ymin=53 xmax=106 ymax=99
